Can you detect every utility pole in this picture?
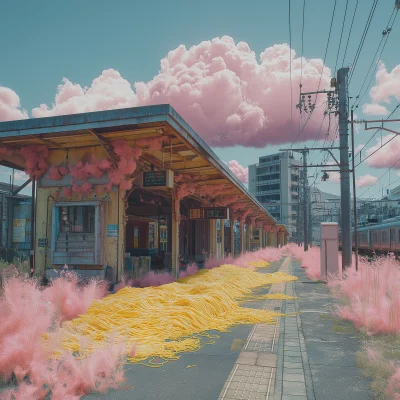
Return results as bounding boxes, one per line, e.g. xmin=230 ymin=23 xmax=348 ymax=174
xmin=302 ymin=153 xmax=309 ymax=251
xmin=351 ymin=109 xmax=359 ymax=271
xmin=338 ymin=67 xmax=352 ymax=269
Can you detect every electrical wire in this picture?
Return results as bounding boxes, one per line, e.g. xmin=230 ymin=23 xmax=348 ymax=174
xmin=290 ymin=0 xmax=336 ymax=148
xmin=354 ymin=103 xmax=400 ymax=166
xmin=341 ymin=0 xmax=359 ymax=66
xmin=358 ymin=154 xmax=400 ymax=198
xmin=348 ymin=0 xmax=379 ymax=84
xmin=334 ymin=0 xmax=349 ymax=76
xmin=289 ymin=0 xmax=293 ymax=139
xmin=352 ymin=8 xmax=398 ymax=110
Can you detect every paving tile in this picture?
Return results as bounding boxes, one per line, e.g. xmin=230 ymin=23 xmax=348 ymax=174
xmin=282 ymin=381 xmax=307 ymax=396
xmin=283 ymin=373 xmax=305 ymax=382
xmin=284 ymin=362 xmax=303 ymax=369
xmin=256 ymin=353 xmax=277 ymax=367
xmin=236 ymin=351 xmax=258 ymax=365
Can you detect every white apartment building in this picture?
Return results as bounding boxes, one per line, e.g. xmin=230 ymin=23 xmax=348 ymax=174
xmin=248 ymin=151 xmax=301 ymax=239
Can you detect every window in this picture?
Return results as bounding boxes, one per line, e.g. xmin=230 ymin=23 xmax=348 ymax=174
xmin=58 ymin=205 xmax=95 ymax=234
xmin=382 ymin=231 xmax=387 ymax=242
xmin=52 ymin=202 xmax=102 ymax=266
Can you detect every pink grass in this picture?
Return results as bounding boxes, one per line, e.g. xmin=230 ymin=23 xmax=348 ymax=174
xmin=329 ymin=254 xmax=400 ymax=335
xmin=0 ymin=266 xmax=126 ymax=399
xmin=205 ymin=247 xmax=284 ymax=270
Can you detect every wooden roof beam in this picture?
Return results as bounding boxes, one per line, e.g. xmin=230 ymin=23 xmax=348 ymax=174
xmin=87 ymin=129 xmax=118 ymax=168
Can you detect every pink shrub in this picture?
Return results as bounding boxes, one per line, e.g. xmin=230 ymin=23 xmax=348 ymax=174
xmin=388 ymin=366 xmax=400 ymax=400
xmin=286 ymin=243 xmax=322 ymax=280
xmin=0 ymin=267 xmax=115 ymax=397
xmin=42 ymin=271 xmax=108 ymax=322
xmin=329 ymin=255 xmax=400 ymax=335
xmin=133 ymin=271 xmax=175 ymax=287
xmin=205 ymin=247 xmax=284 ymax=270
xmin=2 ymin=340 xmax=127 ymax=400
xmin=178 ymin=263 xmax=199 ymax=279
xmin=0 ymin=275 xmax=53 ymax=381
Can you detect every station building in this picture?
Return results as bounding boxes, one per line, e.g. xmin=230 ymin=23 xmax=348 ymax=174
xmin=0 ymin=105 xmax=288 ymax=283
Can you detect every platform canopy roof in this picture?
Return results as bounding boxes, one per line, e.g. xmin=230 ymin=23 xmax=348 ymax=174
xmin=0 ymin=104 xmax=288 ymax=234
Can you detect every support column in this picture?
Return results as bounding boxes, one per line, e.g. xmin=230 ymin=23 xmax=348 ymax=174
xmin=240 ymin=221 xmax=245 ymax=254
xmin=209 ymin=219 xmax=217 ymax=258
xmin=230 ymin=218 xmax=235 ymax=256
xmin=338 ymin=67 xmax=352 ymax=269
xmin=171 ymin=191 xmax=180 ymax=279
xmin=259 ymin=227 xmax=263 ymax=249
xmin=247 ymin=224 xmax=252 ymax=251
xmin=220 ymin=219 xmax=225 ymax=259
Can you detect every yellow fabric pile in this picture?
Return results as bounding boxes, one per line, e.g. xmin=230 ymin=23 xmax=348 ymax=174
xmin=247 ymin=260 xmax=270 ymax=268
xmin=49 ymin=264 xmax=297 ymax=366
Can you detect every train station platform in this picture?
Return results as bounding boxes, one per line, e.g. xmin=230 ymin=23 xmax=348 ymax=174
xmin=82 ymin=256 xmax=372 ymax=400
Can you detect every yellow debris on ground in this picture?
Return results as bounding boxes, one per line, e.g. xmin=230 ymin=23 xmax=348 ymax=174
xmin=50 ymin=264 xmax=297 ymax=366
xmin=247 ymin=260 xmax=270 ymax=268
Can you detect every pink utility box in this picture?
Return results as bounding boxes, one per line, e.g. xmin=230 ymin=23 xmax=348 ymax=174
xmin=320 ymin=222 xmax=341 ymax=280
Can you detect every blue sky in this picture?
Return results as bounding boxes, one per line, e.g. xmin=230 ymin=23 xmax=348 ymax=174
xmin=1 ymin=0 xmax=399 ymax=197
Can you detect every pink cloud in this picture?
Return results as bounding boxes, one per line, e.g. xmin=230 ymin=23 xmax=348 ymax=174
xmin=0 ymin=86 xmax=28 ymax=121
xmin=369 ymin=62 xmax=400 ymax=104
xmin=226 ymin=160 xmax=248 ymax=183
xmin=362 ymin=103 xmax=389 ymax=116
xmin=356 ymin=174 xmax=377 ymax=188
xmin=14 ymin=36 xmax=331 ymax=148
xmin=366 ymin=134 xmax=400 ymax=169
xmin=32 ymin=70 xmax=138 ymax=118
xmin=328 ymin=171 xmax=341 ymax=183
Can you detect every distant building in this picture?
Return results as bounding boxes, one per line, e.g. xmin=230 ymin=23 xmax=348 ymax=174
xmin=249 ymin=151 xmax=301 ymax=239
xmin=310 ymin=188 xmax=340 ymax=245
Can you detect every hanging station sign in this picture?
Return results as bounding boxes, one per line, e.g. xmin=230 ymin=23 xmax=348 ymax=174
xmin=189 ymin=207 xmax=229 ymax=220
xmin=141 ymin=170 xmax=174 ymax=189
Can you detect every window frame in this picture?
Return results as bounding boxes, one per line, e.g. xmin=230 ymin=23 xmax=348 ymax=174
xmin=51 ymin=201 xmax=103 ymax=266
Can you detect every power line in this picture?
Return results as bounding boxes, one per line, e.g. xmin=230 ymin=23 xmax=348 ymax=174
xmin=354 ymin=103 xmax=400 ymax=166
xmin=359 ymin=153 xmax=400 ymax=198
xmin=353 ymin=8 xmax=398 ymax=110
xmin=334 ymin=0 xmax=349 ymax=76
xmin=348 ymin=0 xmax=379 ymax=84
xmin=341 ymin=0 xmax=359 ymax=66
xmin=298 ymin=0 xmax=306 ymax=136
xmin=290 ymin=0 xmax=336 ymax=148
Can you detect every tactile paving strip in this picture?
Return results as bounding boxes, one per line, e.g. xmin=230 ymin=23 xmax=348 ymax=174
xmin=218 ymin=257 xmax=291 ymax=400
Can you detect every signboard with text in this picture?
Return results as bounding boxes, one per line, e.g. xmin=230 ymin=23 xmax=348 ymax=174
xmin=13 ymin=219 xmax=26 ymax=243
xmin=141 ymin=170 xmax=174 ymax=189
xmin=189 ymin=207 xmax=229 ymax=220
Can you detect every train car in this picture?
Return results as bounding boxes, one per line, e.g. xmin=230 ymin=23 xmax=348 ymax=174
xmin=339 ymin=220 xmax=400 ymax=256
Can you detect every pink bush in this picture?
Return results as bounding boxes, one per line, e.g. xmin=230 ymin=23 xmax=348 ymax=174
xmin=286 ymin=243 xmax=322 ymax=280
xmin=205 ymin=247 xmax=284 ymax=270
xmin=1 ymin=340 xmax=127 ymax=400
xmin=42 ymin=270 xmax=108 ymax=322
xmin=0 ymin=267 xmax=125 ymax=399
xmin=388 ymin=366 xmax=400 ymax=400
xmin=329 ymin=254 xmax=400 ymax=335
